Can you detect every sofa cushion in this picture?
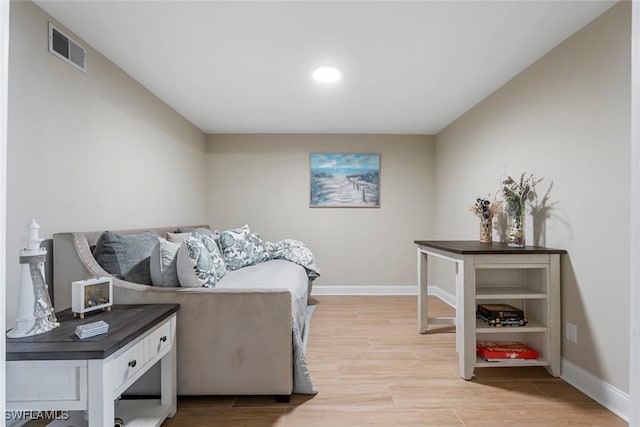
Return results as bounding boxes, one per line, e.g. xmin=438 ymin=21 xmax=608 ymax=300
xmin=150 ymin=237 xmax=181 ymax=287
xmin=218 ymin=225 xmax=270 ymax=270
xmin=166 ymin=232 xmax=191 ymax=243
xmin=93 ymin=231 xmax=158 ymax=284
xmin=217 ymin=259 xmax=310 ymax=338
xmin=176 ymin=232 xmax=227 ymax=288
xmin=176 ymin=227 xmax=219 ymax=242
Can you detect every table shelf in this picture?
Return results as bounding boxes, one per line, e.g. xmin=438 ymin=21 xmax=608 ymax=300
xmin=476 ymin=320 xmax=548 ymax=333
xmin=475 ymin=356 xmax=550 ymax=368
xmin=475 ymin=286 xmax=548 ymax=300
xmin=44 ymin=400 xmax=171 ymax=427
xmin=116 ymin=400 xmax=172 ymax=427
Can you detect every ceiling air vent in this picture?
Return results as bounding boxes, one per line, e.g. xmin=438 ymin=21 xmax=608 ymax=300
xmin=48 ymin=22 xmax=86 ymax=73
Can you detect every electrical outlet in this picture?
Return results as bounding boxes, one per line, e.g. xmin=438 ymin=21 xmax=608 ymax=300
xmin=566 ymin=322 xmax=577 ymax=344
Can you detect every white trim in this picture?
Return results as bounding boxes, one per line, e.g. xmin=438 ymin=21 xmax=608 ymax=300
xmin=1 ymin=0 xmax=9 ymax=424
xmin=631 ymin=1 xmax=640 ymax=426
xmin=561 ymin=358 xmax=630 ymax=422
xmin=311 ymin=284 xmax=417 ymax=296
xmin=427 ymin=285 xmax=456 ymax=308
xmin=309 ymin=284 xmax=457 ymax=306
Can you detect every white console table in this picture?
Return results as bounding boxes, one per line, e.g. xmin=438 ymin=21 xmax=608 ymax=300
xmin=6 ymin=304 xmax=179 ymax=427
xmin=415 ymin=241 xmax=565 ymax=380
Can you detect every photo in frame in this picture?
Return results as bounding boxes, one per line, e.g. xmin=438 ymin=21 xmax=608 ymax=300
xmin=310 ymin=153 xmax=380 ymax=207
xmin=72 ymin=277 xmax=113 ymax=319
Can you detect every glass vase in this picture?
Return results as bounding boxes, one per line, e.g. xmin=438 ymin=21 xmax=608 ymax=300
xmin=479 ymin=217 xmax=493 ymax=243
xmin=507 ymin=206 xmax=525 ymax=247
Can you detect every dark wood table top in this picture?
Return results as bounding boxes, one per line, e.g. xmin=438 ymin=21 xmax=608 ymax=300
xmin=6 ymin=304 xmax=180 ymax=361
xmin=414 ymin=240 xmax=567 ymax=255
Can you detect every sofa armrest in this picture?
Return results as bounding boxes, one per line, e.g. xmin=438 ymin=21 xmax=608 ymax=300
xmin=53 ymin=232 xmax=116 ymax=310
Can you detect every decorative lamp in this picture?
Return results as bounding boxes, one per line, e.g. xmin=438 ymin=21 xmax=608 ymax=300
xmin=7 ymin=219 xmax=59 ymax=338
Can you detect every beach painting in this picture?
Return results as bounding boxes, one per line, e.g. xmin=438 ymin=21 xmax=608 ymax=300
xmin=310 ymin=153 xmax=380 ymax=207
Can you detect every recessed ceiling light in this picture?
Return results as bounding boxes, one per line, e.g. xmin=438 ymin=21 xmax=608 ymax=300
xmin=312 ymin=66 xmax=342 ymax=83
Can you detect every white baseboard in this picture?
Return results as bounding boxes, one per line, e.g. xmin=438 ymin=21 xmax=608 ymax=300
xmin=560 ymin=358 xmax=629 ymax=422
xmin=428 ymin=285 xmax=456 ymax=308
xmin=311 ymin=284 xmax=417 ymax=296
xmin=310 ymin=284 xmax=457 ymax=304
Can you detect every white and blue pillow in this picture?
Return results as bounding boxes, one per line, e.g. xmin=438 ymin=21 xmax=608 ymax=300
xmin=218 ymin=225 xmax=270 ymax=270
xmin=176 ymin=232 xmax=227 ymax=288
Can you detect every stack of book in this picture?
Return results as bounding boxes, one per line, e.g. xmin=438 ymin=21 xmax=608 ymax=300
xmin=477 ymin=303 xmax=527 ymax=327
xmin=476 ymin=341 xmax=539 ymax=361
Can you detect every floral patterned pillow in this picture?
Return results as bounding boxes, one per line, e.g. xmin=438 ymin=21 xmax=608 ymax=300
xmin=218 ymin=225 xmax=270 ymax=270
xmin=176 ymin=233 xmax=227 ymax=288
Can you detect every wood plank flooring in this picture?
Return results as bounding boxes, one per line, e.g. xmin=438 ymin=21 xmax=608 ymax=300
xmin=163 ymin=295 xmax=626 ymax=426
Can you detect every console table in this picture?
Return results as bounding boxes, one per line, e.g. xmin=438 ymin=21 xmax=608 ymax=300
xmin=415 ymin=241 xmax=566 ymax=380
xmin=6 ymin=304 xmax=179 ymax=426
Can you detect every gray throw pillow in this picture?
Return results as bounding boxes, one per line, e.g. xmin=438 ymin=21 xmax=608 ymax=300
xmin=93 ymin=231 xmax=158 ymax=284
xmin=150 ymin=237 xmax=181 ymax=287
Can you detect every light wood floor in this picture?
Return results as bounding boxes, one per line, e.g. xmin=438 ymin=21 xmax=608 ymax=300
xmin=161 ymin=296 xmax=626 ymax=427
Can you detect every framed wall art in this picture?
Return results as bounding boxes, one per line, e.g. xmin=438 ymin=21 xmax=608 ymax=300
xmin=310 ymin=153 xmax=380 ymax=208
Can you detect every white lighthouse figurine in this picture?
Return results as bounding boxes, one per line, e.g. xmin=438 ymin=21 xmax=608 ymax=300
xmin=7 ymin=219 xmax=59 ymax=338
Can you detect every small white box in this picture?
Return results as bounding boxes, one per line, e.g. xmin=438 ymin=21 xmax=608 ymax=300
xmin=72 ymin=277 xmax=113 ymax=319
xmin=75 ymin=320 xmax=109 ymax=339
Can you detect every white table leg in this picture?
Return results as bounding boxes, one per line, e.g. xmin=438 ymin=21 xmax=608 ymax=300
xmin=457 ymin=257 xmax=476 ymax=380
xmin=87 ymin=360 xmax=114 ymax=427
xmin=417 ymin=248 xmax=429 ymax=333
xmin=547 ymin=254 xmax=562 ymax=377
xmin=162 ymin=318 xmax=178 ymax=417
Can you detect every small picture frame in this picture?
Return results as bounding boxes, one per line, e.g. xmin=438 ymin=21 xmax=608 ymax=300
xmin=72 ymin=277 xmax=113 ymax=319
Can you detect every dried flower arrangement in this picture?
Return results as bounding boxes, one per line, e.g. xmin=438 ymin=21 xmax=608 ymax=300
xmin=470 ymin=195 xmax=501 ymax=221
xmin=470 ymin=195 xmax=501 ymax=243
xmin=501 ymin=173 xmax=543 ymax=218
xmin=502 ymin=172 xmax=543 ymax=246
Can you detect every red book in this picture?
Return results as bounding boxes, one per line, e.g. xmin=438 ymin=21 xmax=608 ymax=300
xmin=476 ymin=342 xmax=539 ymax=360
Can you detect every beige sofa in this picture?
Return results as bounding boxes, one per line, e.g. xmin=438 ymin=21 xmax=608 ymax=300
xmin=53 ymin=225 xmax=311 ymax=398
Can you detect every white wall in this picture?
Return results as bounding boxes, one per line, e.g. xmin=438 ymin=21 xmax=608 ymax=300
xmin=5 ymin=1 xmax=208 ymax=324
xmin=630 ymin=1 xmax=640 ymax=424
xmin=1 ymin=0 xmax=9 ymax=423
xmin=206 ymin=134 xmax=436 ymax=289
xmin=435 ymin=2 xmax=630 ymax=392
